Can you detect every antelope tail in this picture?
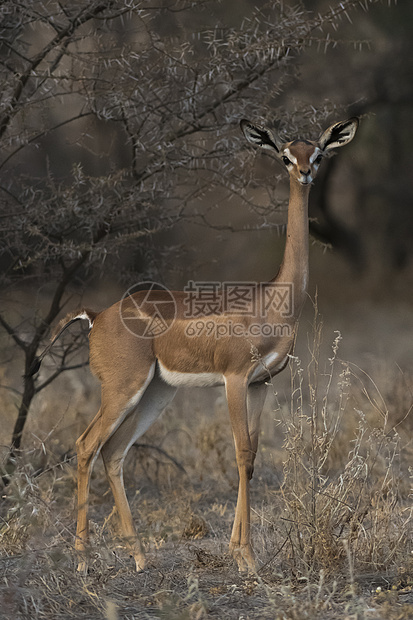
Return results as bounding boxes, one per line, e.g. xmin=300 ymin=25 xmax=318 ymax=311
xmin=29 ymin=309 xmax=98 ymax=376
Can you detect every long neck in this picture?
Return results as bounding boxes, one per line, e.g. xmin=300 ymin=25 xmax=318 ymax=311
xmin=273 ymin=179 xmax=310 ymax=317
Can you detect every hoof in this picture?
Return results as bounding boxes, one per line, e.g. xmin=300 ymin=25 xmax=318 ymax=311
xmin=229 ymin=543 xmax=256 ymax=575
xmin=134 ymin=554 xmax=146 ymax=573
xmin=77 ymin=559 xmax=88 ymax=575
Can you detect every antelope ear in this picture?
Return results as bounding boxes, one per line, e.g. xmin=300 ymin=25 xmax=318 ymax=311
xmin=318 ymin=117 xmax=359 ymax=152
xmin=240 ymin=119 xmax=281 ymax=153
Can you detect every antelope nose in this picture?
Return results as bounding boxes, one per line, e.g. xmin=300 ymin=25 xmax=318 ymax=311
xmin=300 ymin=169 xmax=310 ymax=175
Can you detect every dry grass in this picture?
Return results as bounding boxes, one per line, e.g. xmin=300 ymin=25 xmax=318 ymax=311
xmin=1 ymin=314 xmax=413 ymax=619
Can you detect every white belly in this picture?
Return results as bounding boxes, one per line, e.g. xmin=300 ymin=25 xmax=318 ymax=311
xmin=158 ymin=362 xmax=224 ymax=387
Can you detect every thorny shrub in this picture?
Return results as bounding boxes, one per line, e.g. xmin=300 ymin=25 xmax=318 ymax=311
xmin=274 ymin=308 xmax=412 ymax=580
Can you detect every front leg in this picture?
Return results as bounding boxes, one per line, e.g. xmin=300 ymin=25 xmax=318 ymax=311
xmin=225 ymin=375 xmax=256 ymax=573
xmin=229 ymin=381 xmax=267 ymax=566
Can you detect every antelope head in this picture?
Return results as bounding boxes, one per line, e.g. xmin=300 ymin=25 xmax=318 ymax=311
xmin=241 ymin=117 xmax=359 ymax=185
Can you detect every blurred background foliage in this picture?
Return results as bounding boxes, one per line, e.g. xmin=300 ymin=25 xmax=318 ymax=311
xmin=0 ymin=0 xmax=412 ymax=454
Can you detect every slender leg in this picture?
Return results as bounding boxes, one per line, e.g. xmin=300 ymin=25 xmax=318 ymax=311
xmin=75 ymin=364 xmax=156 ymax=573
xmin=247 ymin=382 xmax=267 ymax=468
xmin=225 ymin=375 xmax=256 ymax=573
xmin=229 ymin=381 xmax=267 ymax=567
xmin=75 ymin=411 xmax=103 ymax=574
xmin=100 ymin=375 xmax=176 ymax=571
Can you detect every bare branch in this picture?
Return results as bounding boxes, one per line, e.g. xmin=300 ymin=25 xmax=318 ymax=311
xmin=35 ymin=361 xmax=89 ymax=394
xmin=0 ymin=1 xmax=116 ymax=140
xmin=0 ymin=313 xmax=27 ymax=351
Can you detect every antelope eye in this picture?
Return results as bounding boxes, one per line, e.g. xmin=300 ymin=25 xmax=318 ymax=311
xmin=282 ymin=156 xmax=292 ymax=166
xmin=315 ymin=154 xmax=323 ymax=165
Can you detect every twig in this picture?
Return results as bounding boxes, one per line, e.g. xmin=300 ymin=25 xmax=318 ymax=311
xmin=132 ymin=443 xmax=186 ymax=474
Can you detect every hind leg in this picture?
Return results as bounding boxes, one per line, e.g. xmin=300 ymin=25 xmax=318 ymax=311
xmin=75 ymin=364 xmax=156 ymax=573
xmin=100 ymin=372 xmax=177 ymax=571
